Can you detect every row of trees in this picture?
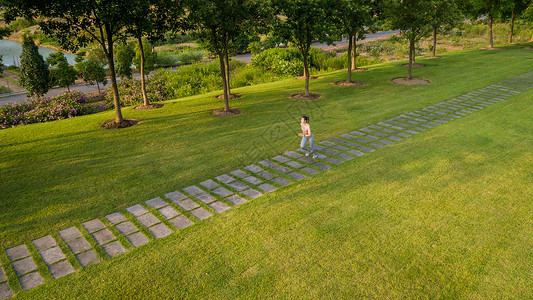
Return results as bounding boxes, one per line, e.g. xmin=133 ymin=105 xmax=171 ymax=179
xmin=4 ymin=0 xmax=533 ymax=124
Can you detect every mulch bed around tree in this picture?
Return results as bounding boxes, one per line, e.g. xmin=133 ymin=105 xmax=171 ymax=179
xmin=523 ymin=47 xmax=533 ymax=50
xmin=402 ymin=63 xmax=426 ymax=68
xmin=134 ymin=104 xmax=164 ymax=110
xmin=351 ymin=67 xmax=369 ymax=72
xmin=216 ymin=94 xmax=242 ymax=100
xmin=291 ymin=93 xmax=321 ymax=100
xmin=390 ymin=77 xmax=431 ymax=85
xmin=334 ymin=80 xmax=367 ymax=87
xmin=483 ymin=47 xmax=503 ymax=50
xmin=297 ymin=76 xmax=319 ymax=80
xmin=425 ymin=56 xmax=442 ymax=59
xmin=101 ymin=119 xmax=140 ymax=129
xmin=212 ymin=108 xmax=243 ymax=117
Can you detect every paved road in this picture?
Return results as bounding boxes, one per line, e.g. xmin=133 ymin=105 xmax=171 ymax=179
xmin=1 ymin=31 xmax=398 ymax=107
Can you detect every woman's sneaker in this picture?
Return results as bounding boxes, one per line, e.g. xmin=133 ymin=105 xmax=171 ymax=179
xmin=312 ymin=153 xmax=318 ymax=159
xmin=305 ymin=151 xmax=311 ymax=157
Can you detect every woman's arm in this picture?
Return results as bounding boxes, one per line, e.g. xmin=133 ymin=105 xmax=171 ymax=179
xmin=305 ymin=125 xmax=312 ymax=137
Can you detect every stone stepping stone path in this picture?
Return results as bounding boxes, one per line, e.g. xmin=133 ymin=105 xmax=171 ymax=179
xmin=2 ymin=71 xmax=533 ymax=299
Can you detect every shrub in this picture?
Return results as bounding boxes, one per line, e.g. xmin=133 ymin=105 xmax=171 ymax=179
xmin=251 ymin=47 xmax=304 ymax=76
xmin=104 ymin=77 xmax=169 ymax=107
xmin=8 ymin=18 xmax=36 ymax=32
xmin=155 ymin=53 xmax=179 ymax=67
xmin=0 ymin=90 xmax=105 ymax=128
xmin=177 ymin=49 xmax=205 ymax=64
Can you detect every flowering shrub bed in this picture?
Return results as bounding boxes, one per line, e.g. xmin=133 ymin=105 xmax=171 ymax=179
xmin=105 ymin=77 xmax=170 ymax=107
xmin=0 ymin=90 xmax=106 ymax=129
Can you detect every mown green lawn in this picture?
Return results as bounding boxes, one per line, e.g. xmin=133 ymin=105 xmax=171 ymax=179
xmin=1 ymin=44 xmax=532 ymax=298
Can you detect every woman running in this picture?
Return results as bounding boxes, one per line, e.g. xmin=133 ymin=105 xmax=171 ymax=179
xmin=299 ymin=116 xmax=318 ymax=158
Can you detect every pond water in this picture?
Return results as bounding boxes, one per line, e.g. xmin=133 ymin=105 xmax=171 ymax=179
xmin=0 ymin=39 xmax=77 ymax=66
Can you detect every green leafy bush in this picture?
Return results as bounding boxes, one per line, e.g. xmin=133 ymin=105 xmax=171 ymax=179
xmin=251 ymin=47 xmax=304 ymax=76
xmin=104 ymin=77 xmax=169 ymax=107
xmin=155 ymin=53 xmax=180 ymax=67
xmin=8 ymin=18 xmax=36 ymax=32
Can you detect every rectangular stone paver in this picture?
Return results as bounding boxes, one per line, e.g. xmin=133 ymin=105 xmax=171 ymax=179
xmin=105 ymin=212 xmax=127 ymax=224
xmin=284 ymin=151 xmax=303 ymax=158
xmin=336 ymin=153 xmax=354 ymax=161
xmin=49 ymin=260 xmax=74 ymax=279
xmin=208 ymin=201 xmax=231 ymax=213
xmin=102 ymin=241 xmax=126 ymax=257
xmin=126 ymin=204 xmax=149 ymax=217
xmin=313 ymin=162 xmax=331 ymax=170
xmin=258 ymin=159 xmax=277 ymax=167
xmin=287 ymin=172 xmax=306 ymax=181
xmin=32 ymin=235 xmax=57 ymax=252
xmin=325 ymin=157 xmax=344 ymax=165
xmin=164 ymin=191 xmax=188 ymax=202
xmin=225 ymin=195 xmax=247 ymax=206
xmin=66 ymin=238 xmax=91 ymax=254
xmin=39 ymin=246 xmax=66 ymax=265
xmin=200 ymin=179 xmax=219 ymax=190
xmin=81 ymin=219 xmax=106 ymax=233
xmin=126 ymin=232 xmax=150 ymax=247
xmin=0 ymin=267 xmax=6 ymax=282
xmin=158 ymin=206 xmax=181 ymax=219
xmin=148 ymin=223 xmax=173 ymax=239
xmin=241 ymin=189 xmax=263 ymax=199
xmin=183 ymin=185 xmax=204 ymax=196
xmin=91 ymin=229 xmax=116 ymax=245
xmin=189 ymin=207 xmax=213 ymax=220
xmin=214 ymin=174 xmax=236 ymax=184
xmin=115 ymin=221 xmax=139 ymax=236
xmin=195 ymin=192 xmax=217 ymax=204
xmin=76 ymin=250 xmax=100 ymax=267
xmin=298 ymin=156 xmax=315 ymax=164
xmin=175 ymin=199 xmax=199 ymax=211
xmin=230 ymin=169 xmax=248 ymax=178
xmin=285 ymin=161 xmax=304 ymax=168
xmin=11 ymin=257 xmax=37 ymax=276
xmin=271 ymin=165 xmax=291 ymax=174
xmin=243 ymin=176 xmax=263 ymax=185
xmin=301 ymin=167 xmax=319 ymax=175
xmin=6 ymin=245 xmax=30 ymax=261
xmin=146 ymin=197 xmax=168 ymax=209
xmin=272 ymin=155 xmax=291 ymax=163
xmin=0 ymin=282 xmax=12 ymax=300
xmin=257 ymin=170 xmax=276 ymax=180
xmin=258 ymin=183 xmax=277 ymax=192
xmin=169 ymin=215 xmax=194 ymax=229
xmin=212 ymin=187 xmax=233 ymax=197
xmin=227 ymin=180 xmax=249 ymax=191
xmin=271 ymin=177 xmax=291 ymax=186
xmin=347 ymin=149 xmax=364 ymax=156
xmin=244 ymin=164 xmax=263 ymax=173
xmin=136 ymin=213 xmax=161 ymax=228
xmin=19 ymin=272 xmax=43 ymax=290
xmin=58 ymin=227 xmax=82 ymax=242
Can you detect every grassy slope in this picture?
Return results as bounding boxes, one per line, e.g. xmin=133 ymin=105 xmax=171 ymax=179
xmin=1 ymin=45 xmax=532 ymax=298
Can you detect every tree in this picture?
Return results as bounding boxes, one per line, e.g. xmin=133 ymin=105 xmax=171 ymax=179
xmin=115 ymin=43 xmax=135 ymax=79
xmin=124 ymin=0 xmax=182 ymax=106
xmin=274 ymin=0 xmax=337 ymax=96
xmin=185 ymin=0 xmax=273 ymax=112
xmin=76 ymin=55 xmax=108 ymax=93
xmin=467 ymin=0 xmax=503 ymax=48
xmin=500 ymin=0 xmax=530 ymax=43
xmin=47 ymin=52 xmax=77 ymax=90
xmin=5 ymin=0 xmax=132 ymax=123
xmin=333 ymin=0 xmax=374 ymax=83
xmin=19 ymin=35 xmax=49 ymax=96
xmin=133 ymin=40 xmax=156 ymax=76
xmin=427 ymin=0 xmax=460 ymax=57
xmin=384 ymin=0 xmax=432 ymax=79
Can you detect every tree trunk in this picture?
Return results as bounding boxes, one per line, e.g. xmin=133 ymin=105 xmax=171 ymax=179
xmin=489 ymin=14 xmax=494 ymax=48
xmin=303 ymin=51 xmax=310 ymax=96
xmin=67 ymin=85 xmax=70 ymax=91
xmin=347 ymin=35 xmax=352 ymax=83
xmin=218 ymin=52 xmax=230 ymax=111
xmin=105 ymin=23 xmax=123 ymax=123
xmin=97 ymin=81 xmax=101 ymax=93
xmin=433 ymin=27 xmax=437 ymax=57
xmin=224 ymin=50 xmax=232 ymax=97
xmin=509 ymin=10 xmax=515 ymax=44
xmin=408 ymin=38 xmax=414 ymax=80
xmin=137 ymin=35 xmax=149 ymax=106
xmin=353 ymin=37 xmax=357 ymax=70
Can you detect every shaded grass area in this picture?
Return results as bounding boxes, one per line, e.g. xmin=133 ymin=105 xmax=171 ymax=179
xmin=0 ymin=45 xmax=531 ymax=246
xmin=11 ymin=77 xmax=533 ymax=299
